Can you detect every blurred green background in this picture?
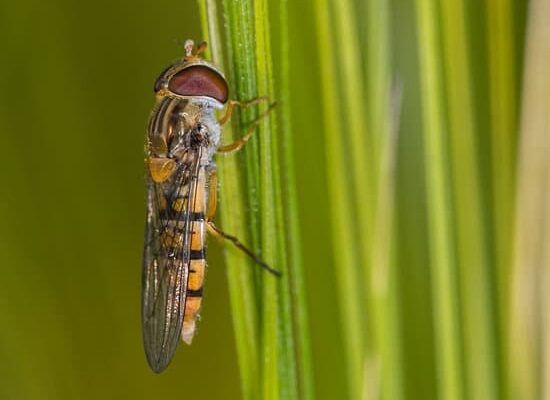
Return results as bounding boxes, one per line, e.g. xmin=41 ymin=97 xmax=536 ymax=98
xmin=1 ymin=0 xmax=547 ymax=399
xmin=0 ymin=0 xmax=242 ymax=398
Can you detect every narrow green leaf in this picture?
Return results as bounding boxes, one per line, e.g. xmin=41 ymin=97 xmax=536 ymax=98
xmin=485 ymin=0 xmax=518 ymax=362
xmin=363 ymin=1 xmax=405 ymax=399
xmin=368 ymin=88 xmax=404 ymax=400
xmin=198 ymin=1 xmax=260 ymax=398
xmin=414 ymin=0 xmax=464 ymax=398
xmin=277 ymin=0 xmax=315 ymax=397
xmin=439 ymin=0 xmax=499 ymax=398
xmin=199 ymin=0 xmax=311 ymax=398
xmin=312 ymin=0 xmax=365 ymax=398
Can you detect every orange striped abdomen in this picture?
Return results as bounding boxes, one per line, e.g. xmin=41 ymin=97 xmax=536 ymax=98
xmin=181 ymin=166 xmax=208 ymax=344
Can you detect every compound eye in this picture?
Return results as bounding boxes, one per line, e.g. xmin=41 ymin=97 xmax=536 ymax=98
xmin=168 ymin=65 xmax=228 ymax=103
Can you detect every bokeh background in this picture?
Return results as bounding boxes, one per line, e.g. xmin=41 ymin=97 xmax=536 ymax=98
xmin=0 ymin=1 xmax=242 ymax=398
xmin=1 ymin=0 xmax=547 ymax=399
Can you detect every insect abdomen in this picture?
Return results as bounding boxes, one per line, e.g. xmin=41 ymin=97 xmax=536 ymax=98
xmin=182 ymin=166 xmax=208 ymax=344
xmin=156 ymin=162 xmax=208 ymax=344
xmin=182 ymin=215 xmax=206 ymax=344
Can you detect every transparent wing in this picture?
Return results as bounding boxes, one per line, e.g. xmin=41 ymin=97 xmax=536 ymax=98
xmin=141 ymin=156 xmax=196 ymax=373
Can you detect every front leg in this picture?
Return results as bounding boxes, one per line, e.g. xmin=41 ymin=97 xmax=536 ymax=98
xmin=148 ymin=157 xmax=176 ymax=183
xmin=217 ymin=101 xmax=277 ymax=154
xmin=218 ymin=96 xmax=270 ymax=126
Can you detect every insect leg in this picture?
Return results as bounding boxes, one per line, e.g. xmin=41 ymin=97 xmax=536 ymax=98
xmin=206 ymin=221 xmax=281 ymax=277
xmin=218 ymin=96 xmax=270 ymax=125
xmin=148 ymin=157 xmax=177 ymax=183
xmin=206 ymin=166 xmax=218 ymax=221
xmin=217 ymin=101 xmax=277 ymax=154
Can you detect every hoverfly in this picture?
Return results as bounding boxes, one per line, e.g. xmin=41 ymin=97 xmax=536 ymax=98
xmin=142 ymin=40 xmax=278 ymax=373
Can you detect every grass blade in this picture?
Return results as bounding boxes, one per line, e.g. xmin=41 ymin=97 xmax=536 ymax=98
xmin=415 ymin=0 xmax=464 ymax=398
xmin=199 ymin=0 xmax=311 ymax=398
xmin=311 ymin=0 xmax=368 ymax=397
xmin=439 ymin=0 xmax=499 ymax=398
xmin=274 ymin=0 xmax=315 ymax=397
xmin=367 ymin=86 xmax=404 ymax=400
xmin=485 ymin=0 xmax=518 ymax=365
xmin=199 ymin=1 xmax=260 ymax=398
xmin=362 ymin=1 xmax=405 ymax=399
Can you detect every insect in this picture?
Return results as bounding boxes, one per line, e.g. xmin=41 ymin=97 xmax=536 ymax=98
xmin=142 ymin=40 xmax=278 ymax=373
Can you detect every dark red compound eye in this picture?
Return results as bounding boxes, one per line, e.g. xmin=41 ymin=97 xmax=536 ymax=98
xmin=168 ymin=65 xmax=229 ymax=103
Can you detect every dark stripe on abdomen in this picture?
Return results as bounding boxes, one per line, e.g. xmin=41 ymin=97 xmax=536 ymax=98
xmin=189 ymin=212 xmax=205 ymax=221
xmin=189 ymin=249 xmax=205 ymax=260
xmin=187 ymin=287 xmax=203 ymax=297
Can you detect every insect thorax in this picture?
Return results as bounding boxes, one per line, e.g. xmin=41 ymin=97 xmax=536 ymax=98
xmin=148 ymin=97 xmax=221 ymax=161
